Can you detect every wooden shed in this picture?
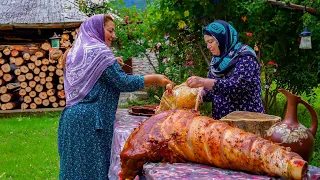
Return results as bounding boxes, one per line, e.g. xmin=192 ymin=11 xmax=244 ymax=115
xmin=0 ymin=0 xmax=87 ymax=44
xmin=0 ymin=0 xmax=88 ymax=111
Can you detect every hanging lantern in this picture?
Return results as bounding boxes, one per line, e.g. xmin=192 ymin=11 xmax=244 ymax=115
xmin=49 ymin=32 xmax=61 ymax=49
xmin=299 ymin=26 xmax=312 ymax=49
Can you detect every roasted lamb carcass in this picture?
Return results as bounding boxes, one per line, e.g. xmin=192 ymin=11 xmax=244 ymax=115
xmin=155 ymin=82 xmax=203 ymax=114
xmin=120 ymin=109 xmax=308 ymax=180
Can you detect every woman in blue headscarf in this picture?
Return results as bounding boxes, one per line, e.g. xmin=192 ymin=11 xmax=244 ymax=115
xmin=187 ymin=20 xmax=264 ymax=119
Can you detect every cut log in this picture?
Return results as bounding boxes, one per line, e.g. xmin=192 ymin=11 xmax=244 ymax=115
xmin=46 ymin=82 xmax=53 ymax=89
xmin=25 ymin=86 xmax=32 ymax=93
xmin=33 ymin=67 xmax=40 ymax=74
xmin=48 ymin=65 xmax=56 ymax=72
xmin=30 ymin=55 xmax=37 ymax=62
xmin=19 ymin=89 xmax=27 ymax=96
xmin=40 ymin=78 xmax=46 ymax=85
xmin=57 ymin=90 xmax=65 ymax=99
xmin=47 ymin=89 xmax=56 ymax=96
xmin=39 ymin=92 xmax=48 ymax=100
xmin=42 ymin=99 xmax=50 ymax=106
xmin=20 ymin=65 xmax=29 ymax=73
xmin=41 ymin=65 xmax=48 ymax=72
xmin=29 ymin=91 xmax=36 ymax=98
xmin=42 ymin=58 xmax=49 ymax=65
xmin=14 ymin=68 xmax=21 ymax=75
xmin=27 ymin=63 xmax=35 ymax=70
xmin=21 ymin=102 xmax=28 ymax=110
xmin=50 ymin=49 xmax=63 ymax=60
xmin=17 ymin=74 xmax=26 ymax=82
xmin=0 ymin=69 xmax=3 ymax=77
xmin=23 ymin=96 xmax=32 ymax=103
xmin=52 ymin=102 xmax=59 ymax=108
xmin=35 ymin=51 xmax=45 ymax=58
xmin=34 ymin=76 xmax=40 ymax=82
xmin=5 ymin=102 xmax=18 ymax=110
xmin=23 ymin=53 xmax=31 ymax=60
xmin=35 ymin=84 xmax=43 ymax=92
xmin=62 ymin=33 xmax=70 ymax=41
xmin=0 ymin=79 xmax=4 ymax=86
xmin=1 ymin=104 xmax=6 ymax=110
xmin=0 ymin=86 xmax=7 ymax=94
xmin=41 ymin=42 xmax=51 ymax=51
xmin=15 ymin=57 xmax=25 ymax=66
xmin=39 ymin=72 xmax=46 ymax=78
xmin=6 ymin=82 xmax=20 ymax=90
xmin=3 ymin=74 xmax=14 ymax=82
xmin=30 ymin=102 xmax=37 ymax=109
xmin=49 ymin=96 xmax=56 ymax=103
xmin=56 ymin=63 xmax=63 ymax=69
xmin=28 ymin=81 xmax=36 ymax=88
xmin=1 ymin=63 xmax=11 ymax=73
xmin=3 ymin=48 xmax=11 ymax=56
xmin=220 ymin=111 xmax=282 ymax=137
xmin=49 ymin=72 xmax=54 ymax=77
xmin=20 ymin=82 xmax=28 ymax=88
xmin=45 ymin=76 xmax=52 ymax=82
xmin=49 ymin=59 xmax=57 ymax=64
xmin=59 ymin=76 xmax=64 ymax=84
xmin=35 ymin=60 xmax=42 ymax=67
xmin=25 ymin=73 xmax=34 ymax=80
xmin=34 ymin=97 xmax=42 ymax=105
xmin=11 ymin=49 xmax=19 ymax=57
xmin=59 ymin=99 xmax=66 ymax=107
xmin=57 ymin=84 xmax=64 ymax=90
xmin=0 ymin=58 xmax=6 ymax=64
xmin=56 ymin=69 xmax=63 ymax=76
xmin=1 ymin=93 xmax=15 ymax=103
xmin=9 ymin=57 xmax=15 ymax=64
xmin=0 ymin=52 xmax=2 ymax=58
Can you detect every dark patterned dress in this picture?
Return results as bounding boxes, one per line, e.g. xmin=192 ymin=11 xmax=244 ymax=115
xmin=204 ymin=55 xmax=264 ymax=120
xmin=58 ymin=62 xmax=144 ymax=180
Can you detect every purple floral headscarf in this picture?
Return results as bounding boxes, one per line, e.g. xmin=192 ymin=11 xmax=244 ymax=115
xmin=64 ymin=14 xmax=117 ymax=107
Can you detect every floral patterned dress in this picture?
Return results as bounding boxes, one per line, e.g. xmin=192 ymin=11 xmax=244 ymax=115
xmin=204 ymin=55 xmax=264 ymax=119
xmin=58 ymin=62 xmax=144 ymax=180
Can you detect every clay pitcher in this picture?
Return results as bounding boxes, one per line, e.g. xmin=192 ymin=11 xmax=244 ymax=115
xmin=265 ymin=89 xmax=318 ymax=162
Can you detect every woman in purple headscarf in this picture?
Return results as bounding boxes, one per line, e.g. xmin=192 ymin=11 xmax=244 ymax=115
xmin=186 ymin=20 xmax=264 ymax=119
xmin=58 ymin=14 xmax=172 ymax=180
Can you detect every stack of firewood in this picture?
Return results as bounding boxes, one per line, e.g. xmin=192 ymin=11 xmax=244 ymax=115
xmin=0 ymin=44 xmax=66 ymax=110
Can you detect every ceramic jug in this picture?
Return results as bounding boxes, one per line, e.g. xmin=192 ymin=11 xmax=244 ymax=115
xmin=265 ymin=89 xmax=318 ymax=162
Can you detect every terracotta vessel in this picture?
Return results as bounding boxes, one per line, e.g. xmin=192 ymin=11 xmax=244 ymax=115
xmin=265 ymin=89 xmax=318 ymax=162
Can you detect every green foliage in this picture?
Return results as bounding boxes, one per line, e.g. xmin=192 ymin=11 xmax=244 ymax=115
xmin=144 ymin=0 xmax=320 ymax=114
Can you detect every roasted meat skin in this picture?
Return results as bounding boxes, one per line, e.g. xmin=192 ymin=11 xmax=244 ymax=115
xmin=120 ymin=109 xmax=307 ymax=180
xmin=155 ymin=83 xmax=203 ymax=114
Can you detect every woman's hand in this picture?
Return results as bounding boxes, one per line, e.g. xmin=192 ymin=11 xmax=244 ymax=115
xmin=116 ymin=57 xmax=125 ymax=67
xmin=186 ymin=76 xmax=216 ymax=90
xmin=144 ymin=74 xmax=173 ymax=88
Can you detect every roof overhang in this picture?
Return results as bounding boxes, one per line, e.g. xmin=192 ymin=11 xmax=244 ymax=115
xmin=0 ymin=22 xmax=83 ymax=30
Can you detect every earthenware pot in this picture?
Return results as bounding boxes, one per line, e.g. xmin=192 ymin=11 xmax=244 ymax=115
xmin=265 ymin=89 xmax=318 ymax=162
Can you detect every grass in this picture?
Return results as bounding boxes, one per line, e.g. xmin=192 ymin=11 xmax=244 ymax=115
xmin=0 ymin=112 xmax=61 ymax=180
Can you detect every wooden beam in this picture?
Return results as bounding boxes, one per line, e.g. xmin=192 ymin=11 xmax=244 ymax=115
xmin=0 ymin=22 xmax=82 ymax=30
xmin=267 ymin=0 xmax=318 ymax=15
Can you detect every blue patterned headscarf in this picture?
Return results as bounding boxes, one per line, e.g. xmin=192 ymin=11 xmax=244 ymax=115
xmin=202 ymin=20 xmax=256 ymax=77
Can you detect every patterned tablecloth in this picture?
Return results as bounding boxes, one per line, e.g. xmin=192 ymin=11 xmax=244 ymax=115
xmin=109 ymin=109 xmax=320 ymax=180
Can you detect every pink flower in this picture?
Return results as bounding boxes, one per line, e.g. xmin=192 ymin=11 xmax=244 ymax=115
xmin=124 ymin=15 xmax=129 ymax=19
xmin=163 ymin=58 xmax=171 ymax=63
xmin=156 ymin=42 xmax=161 ymax=48
xmin=246 ymin=32 xmax=253 ymax=37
